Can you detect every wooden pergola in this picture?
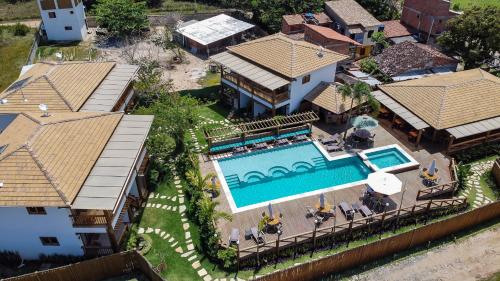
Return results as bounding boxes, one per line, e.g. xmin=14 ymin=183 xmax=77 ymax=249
xmin=205 ymin=111 xmax=319 ymax=149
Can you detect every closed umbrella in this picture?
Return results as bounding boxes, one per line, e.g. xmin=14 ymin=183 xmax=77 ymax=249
xmin=320 ymin=193 xmax=325 ymax=209
xmin=268 ymin=202 xmax=274 ymax=219
xmin=367 ymin=171 xmax=402 ymax=196
xmin=351 ymin=115 xmax=379 ymax=130
xmin=428 ymin=159 xmax=436 ymax=176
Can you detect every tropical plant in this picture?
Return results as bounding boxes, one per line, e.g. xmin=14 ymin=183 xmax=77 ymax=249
xmin=198 ymin=196 xmax=232 ymax=225
xmin=94 ymin=0 xmax=148 ymax=37
xmin=438 ymin=6 xmax=500 ymax=69
xmin=338 ymin=82 xmax=380 ymax=140
xmin=217 ymin=247 xmax=237 ymax=270
xmin=370 ymin=31 xmax=389 ymax=53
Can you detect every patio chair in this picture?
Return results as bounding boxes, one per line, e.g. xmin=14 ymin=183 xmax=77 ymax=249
xmin=293 ymin=135 xmax=307 ymax=142
xmin=276 ymin=139 xmax=289 ymax=146
xmin=320 ymin=133 xmax=340 ymax=145
xmin=305 ymin=206 xmax=316 ymax=218
xmin=359 ymin=205 xmax=373 ymax=221
xmin=229 ymin=228 xmax=239 ymax=245
xmin=251 ymin=227 xmax=265 ymax=244
xmin=339 ymin=201 xmax=354 ymax=220
xmin=233 ymin=146 xmax=246 ymax=154
xmin=326 ymin=144 xmax=342 ymax=152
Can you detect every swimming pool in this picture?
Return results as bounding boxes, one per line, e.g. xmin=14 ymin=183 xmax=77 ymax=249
xmin=214 ymin=142 xmax=419 ymax=212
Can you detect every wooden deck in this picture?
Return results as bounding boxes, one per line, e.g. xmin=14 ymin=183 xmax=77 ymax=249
xmin=200 ymin=121 xmax=453 ymax=250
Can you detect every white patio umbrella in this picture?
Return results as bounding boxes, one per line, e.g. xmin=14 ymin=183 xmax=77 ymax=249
xmin=319 ymin=193 xmax=325 ymax=209
xmin=268 ymin=202 xmax=274 ymax=218
xmin=367 ymin=171 xmax=402 ymax=196
xmin=428 ymin=159 xmax=437 ymax=176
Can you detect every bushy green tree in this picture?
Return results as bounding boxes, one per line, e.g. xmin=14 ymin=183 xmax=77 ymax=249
xmin=356 ymin=0 xmax=399 ymax=20
xmin=94 ymin=0 xmax=148 ymax=37
xmin=438 ymin=6 xmax=500 ymax=69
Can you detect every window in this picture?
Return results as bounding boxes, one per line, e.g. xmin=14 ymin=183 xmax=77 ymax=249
xmin=48 ymin=12 xmax=56 ymax=18
xmin=40 ymin=237 xmax=59 ymax=246
xmin=416 ymin=14 xmax=420 ymax=18
xmin=70 ymin=10 xmax=74 ymax=14
xmin=359 ymin=47 xmax=366 ymax=56
xmin=64 ymin=26 xmax=73 ymax=31
xmin=27 ymin=207 xmax=47 ymax=215
xmin=302 ymin=74 xmax=311 ymax=84
xmin=350 ymin=34 xmax=355 ymax=39
xmin=368 ymin=30 xmax=374 ymax=38
xmin=40 ymin=0 xmax=56 ymax=10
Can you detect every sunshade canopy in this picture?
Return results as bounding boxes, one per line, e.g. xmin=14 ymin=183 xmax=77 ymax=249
xmin=367 ymin=172 xmax=402 ymax=196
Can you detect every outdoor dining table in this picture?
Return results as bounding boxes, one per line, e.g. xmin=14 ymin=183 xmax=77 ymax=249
xmin=267 ymin=215 xmax=281 ymax=226
xmin=422 ymin=170 xmax=439 ymax=181
xmin=315 ymin=202 xmax=332 ymax=214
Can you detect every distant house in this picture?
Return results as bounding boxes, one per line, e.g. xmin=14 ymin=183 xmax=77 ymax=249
xmin=374 ymin=41 xmax=458 ymax=81
xmin=0 ymin=61 xmax=139 ymax=113
xmin=380 ymin=20 xmax=417 ymax=44
xmin=0 ymin=111 xmax=153 ymax=259
xmin=303 ymin=24 xmax=361 ymax=57
xmin=324 ymin=0 xmax=384 ymax=57
xmin=37 ymin=0 xmax=87 ymax=41
xmin=374 ymin=69 xmax=500 ymax=152
xmin=210 ymin=34 xmax=348 ymax=117
xmin=281 ymin=13 xmax=332 ymax=35
xmin=175 ymin=14 xmax=255 ymax=56
xmin=401 ymin=0 xmax=460 ymax=41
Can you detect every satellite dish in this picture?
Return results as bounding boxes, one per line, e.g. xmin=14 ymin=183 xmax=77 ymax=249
xmin=0 ymin=99 xmax=7 ymax=104
xmin=39 ymin=104 xmax=49 ymax=117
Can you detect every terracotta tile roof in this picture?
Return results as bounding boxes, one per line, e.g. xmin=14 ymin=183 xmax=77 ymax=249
xmin=0 ymin=62 xmax=115 ymax=113
xmin=381 ymin=20 xmax=414 ymax=38
xmin=283 ymin=13 xmax=332 ymax=26
xmin=0 ymin=112 xmax=123 ymax=207
xmin=227 ymin=33 xmax=349 ymax=78
xmin=325 ymin=0 xmax=381 ymax=28
xmin=304 ymin=82 xmax=357 ymax=114
xmin=305 ymin=24 xmax=361 ymax=45
xmin=378 ymin=69 xmax=500 ymax=129
xmin=375 ymin=41 xmax=457 ymax=76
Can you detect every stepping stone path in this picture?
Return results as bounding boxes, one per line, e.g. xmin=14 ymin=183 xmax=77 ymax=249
xmin=461 ymin=160 xmax=496 ymax=208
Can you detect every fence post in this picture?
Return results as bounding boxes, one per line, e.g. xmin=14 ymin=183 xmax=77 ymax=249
xmin=346 ymin=220 xmax=353 ymax=247
xmin=424 ymin=199 xmax=433 ymax=224
xmin=311 ymin=221 xmax=318 ymax=257
xmin=275 ymin=230 xmax=281 ymax=266
xmin=293 ymin=236 xmax=298 ymax=259
xmin=236 ymin=244 xmax=240 ymax=272
xmin=256 ymin=243 xmax=260 ymax=268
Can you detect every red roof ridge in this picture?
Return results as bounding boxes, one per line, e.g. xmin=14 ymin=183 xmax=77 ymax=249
xmin=304 ymin=24 xmax=361 ymax=45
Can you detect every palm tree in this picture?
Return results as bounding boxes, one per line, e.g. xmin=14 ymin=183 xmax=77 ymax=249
xmin=185 ymin=170 xmax=215 ymax=193
xmin=198 ymin=196 xmax=232 ymax=224
xmin=338 ymin=82 xmax=380 ymax=140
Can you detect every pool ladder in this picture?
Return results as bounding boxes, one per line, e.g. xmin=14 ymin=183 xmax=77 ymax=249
xmin=224 ymin=174 xmax=241 ymax=188
xmin=312 ymin=157 xmax=327 ymax=169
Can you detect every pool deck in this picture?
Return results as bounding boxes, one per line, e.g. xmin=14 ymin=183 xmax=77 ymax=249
xmin=199 ymin=122 xmax=452 ymax=250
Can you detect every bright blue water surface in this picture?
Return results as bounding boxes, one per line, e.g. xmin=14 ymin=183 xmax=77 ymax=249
xmin=365 ymin=147 xmax=410 ymax=169
xmin=218 ymin=142 xmax=371 ymax=208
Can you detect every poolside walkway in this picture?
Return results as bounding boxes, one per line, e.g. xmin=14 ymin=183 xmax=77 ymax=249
xmin=200 ymin=122 xmax=452 ymax=250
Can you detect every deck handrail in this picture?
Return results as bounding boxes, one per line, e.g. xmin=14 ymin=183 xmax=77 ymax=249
xmin=237 ymin=198 xmax=466 ymax=255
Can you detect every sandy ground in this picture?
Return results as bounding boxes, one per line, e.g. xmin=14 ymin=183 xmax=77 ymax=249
xmin=91 ymin=27 xmax=207 ymax=91
xmin=349 ymin=226 xmax=500 ymax=281
xmin=0 ymin=20 xmax=41 ymax=28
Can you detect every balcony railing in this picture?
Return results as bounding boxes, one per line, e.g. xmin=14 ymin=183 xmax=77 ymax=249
xmin=73 ymin=214 xmax=108 ymax=226
xmin=223 ymin=73 xmax=289 ymax=105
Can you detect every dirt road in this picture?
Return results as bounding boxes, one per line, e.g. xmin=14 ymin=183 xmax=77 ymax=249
xmin=349 ymin=226 xmax=500 ymax=281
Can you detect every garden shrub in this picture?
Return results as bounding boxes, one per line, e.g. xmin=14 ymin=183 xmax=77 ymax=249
xmin=452 ymin=142 xmax=500 ymax=163
xmin=13 ymin=23 xmax=30 ymax=36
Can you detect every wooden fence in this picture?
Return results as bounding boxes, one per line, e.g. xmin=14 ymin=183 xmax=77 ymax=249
xmin=4 ymin=251 xmax=164 ymax=281
xmin=416 ymin=158 xmax=458 ymax=199
xmin=255 ymin=200 xmax=500 ymax=281
xmin=237 ymin=197 xmax=467 ymax=266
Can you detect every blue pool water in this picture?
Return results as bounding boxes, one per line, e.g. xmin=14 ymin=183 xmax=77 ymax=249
xmin=217 ymin=142 xmax=413 ymax=209
xmin=365 ymin=147 xmax=410 ymax=169
xmin=218 ymin=142 xmax=371 ymax=208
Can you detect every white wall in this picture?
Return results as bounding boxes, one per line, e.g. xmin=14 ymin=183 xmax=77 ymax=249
xmin=0 ymin=207 xmax=84 ymax=259
xmin=288 ymin=63 xmax=337 ymax=113
xmin=38 ymin=0 xmax=87 ymax=41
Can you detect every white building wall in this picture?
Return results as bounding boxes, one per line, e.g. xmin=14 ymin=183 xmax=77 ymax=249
xmin=38 ymin=0 xmax=87 ymax=41
xmin=0 ymin=207 xmax=84 ymax=259
xmin=288 ymin=63 xmax=337 ymax=113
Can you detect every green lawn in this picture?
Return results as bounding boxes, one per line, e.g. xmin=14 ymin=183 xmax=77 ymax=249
xmin=0 ymin=0 xmax=39 ymax=22
xmin=147 ymin=0 xmax=221 ymax=14
xmin=35 ymin=41 xmax=99 ymax=62
xmin=0 ymin=26 xmax=34 ymax=92
xmin=450 ymin=0 xmax=500 ymax=10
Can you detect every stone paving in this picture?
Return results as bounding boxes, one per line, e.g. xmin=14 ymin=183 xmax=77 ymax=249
xmin=140 ymin=162 xmax=225 ymax=281
xmin=460 ymin=160 xmax=496 ymax=208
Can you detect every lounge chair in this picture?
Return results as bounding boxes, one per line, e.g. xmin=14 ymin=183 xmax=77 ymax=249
xmin=276 ymin=139 xmax=289 ymax=146
xmin=339 ymin=201 xmax=354 ymax=220
xmin=229 ymin=228 xmax=239 ymax=245
xmin=254 ymin=143 xmax=268 ymax=150
xmin=293 ymin=135 xmax=307 ymax=142
xmin=359 ymin=205 xmax=373 ymax=218
xmin=233 ymin=146 xmax=246 ymax=154
xmin=320 ymin=133 xmax=340 ymax=145
xmin=251 ymin=227 xmax=265 ymax=244
xmin=305 ymin=206 xmax=316 ymax=218
xmin=326 ymin=144 xmax=342 ymax=152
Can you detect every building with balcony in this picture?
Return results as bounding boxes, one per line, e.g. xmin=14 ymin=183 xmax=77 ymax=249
xmin=37 ymin=0 xmax=87 ymax=41
xmin=325 ymin=0 xmax=384 ymax=57
xmin=210 ymin=34 xmax=348 ymax=118
xmin=0 ymin=111 xmax=153 ymax=259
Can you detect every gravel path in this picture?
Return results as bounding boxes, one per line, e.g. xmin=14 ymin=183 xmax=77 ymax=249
xmin=349 ymin=226 xmax=500 ymax=281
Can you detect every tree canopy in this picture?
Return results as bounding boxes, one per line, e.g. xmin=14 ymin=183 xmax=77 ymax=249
xmin=438 ymin=6 xmax=500 ymax=69
xmin=94 ymin=0 xmax=148 ymax=37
